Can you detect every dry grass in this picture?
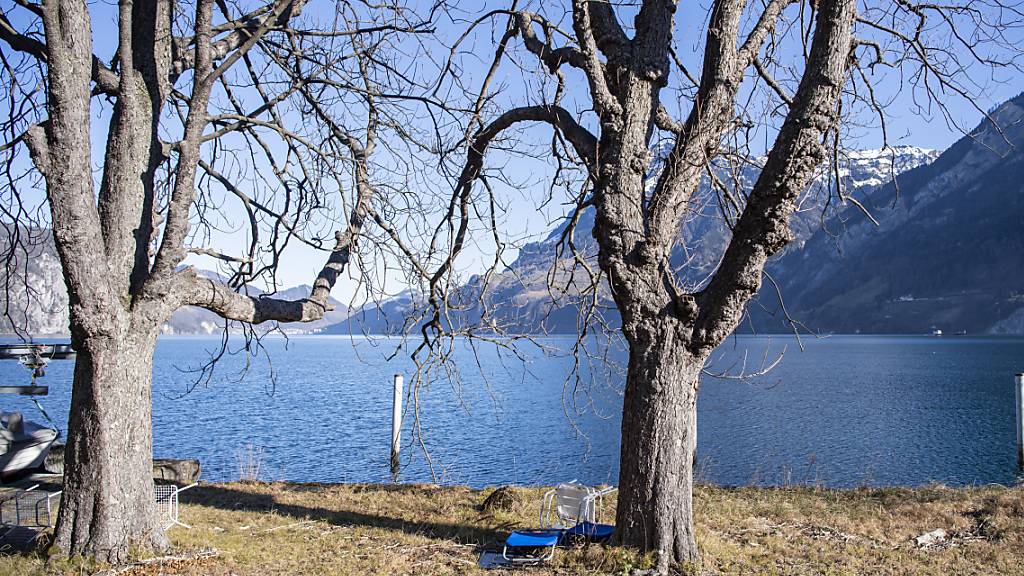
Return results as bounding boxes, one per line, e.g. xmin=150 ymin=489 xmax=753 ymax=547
xmin=235 ymin=443 xmax=265 ymax=482
xmin=1 ymin=482 xmax=1023 ymax=575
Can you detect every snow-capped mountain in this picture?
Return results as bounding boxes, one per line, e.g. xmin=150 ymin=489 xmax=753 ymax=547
xmin=840 ymin=146 xmax=939 ymax=189
xmin=338 ymin=144 xmax=942 ymax=335
xmin=751 ymin=94 xmax=1024 ymax=335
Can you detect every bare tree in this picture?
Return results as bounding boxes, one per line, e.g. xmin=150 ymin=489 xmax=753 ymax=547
xmin=0 ymin=0 xmax=448 ymax=562
xmin=433 ymin=0 xmax=1023 ymax=571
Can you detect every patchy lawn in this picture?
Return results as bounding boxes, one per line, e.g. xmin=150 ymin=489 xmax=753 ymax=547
xmin=2 ymin=482 xmax=1023 ymax=575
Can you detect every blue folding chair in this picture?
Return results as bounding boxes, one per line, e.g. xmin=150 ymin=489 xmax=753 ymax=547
xmin=563 ymin=519 xmax=616 ymax=541
xmin=501 ymin=528 xmax=562 ymax=564
xmin=499 ymin=483 xmax=617 ymax=564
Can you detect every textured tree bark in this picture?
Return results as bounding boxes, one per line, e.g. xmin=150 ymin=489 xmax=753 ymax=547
xmin=18 ymin=0 xmax=345 ymax=561
xmin=610 ymin=3 xmax=855 ymax=569
xmin=3 ymin=0 xmax=390 ymax=564
xmin=53 ymin=326 xmax=166 ymax=563
xmin=446 ymin=1 xmax=855 ymax=567
xmin=615 ymin=322 xmax=702 ymax=570
xmin=29 ymin=0 xmax=172 ymax=562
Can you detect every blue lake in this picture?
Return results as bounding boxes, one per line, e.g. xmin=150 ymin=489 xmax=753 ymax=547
xmin=1 ymin=335 xmax=1022 ymax=488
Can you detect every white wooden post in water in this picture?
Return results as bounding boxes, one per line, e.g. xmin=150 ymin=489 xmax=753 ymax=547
xmin=391 ymin=374 xmax=403 ymax=473
xmin=1016 ymin=373 xmax=1024 ymax=468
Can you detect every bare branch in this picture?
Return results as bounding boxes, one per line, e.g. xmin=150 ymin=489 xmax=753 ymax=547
xmin=693 ymin=0 xmax=858 ymax=353
xmin=0 ymin=10 xmax=118 ymax=95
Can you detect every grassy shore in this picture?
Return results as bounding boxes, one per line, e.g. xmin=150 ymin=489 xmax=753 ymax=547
xmin=2 ymin=481 xmax=1023 ymax=575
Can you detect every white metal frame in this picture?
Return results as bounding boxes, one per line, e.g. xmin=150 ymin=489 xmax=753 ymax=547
xmin=0 ymin=484 xmax=61 ymax=548
xmin=540 ymin=482 xmax=617 ymax=530
xmin=588 ymin=485 xmax=617 ymax=525
xmin=0 ymin=484 xmax=60 ymax=529
xmin=0 ymin=482 xmax=198 ymax=535
xmin=155 ymin=482 xmax=197 ymax=530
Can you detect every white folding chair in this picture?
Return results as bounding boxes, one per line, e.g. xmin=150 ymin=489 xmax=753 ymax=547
xmin=541 ymin=482 xmax=618 ymax=541
xmin=540 ymin=482 xmax=597 ymax=529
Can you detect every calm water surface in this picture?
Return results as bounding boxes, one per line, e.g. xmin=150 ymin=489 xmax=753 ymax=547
xmin=1 ymin=335 xmax=1021 ymax=488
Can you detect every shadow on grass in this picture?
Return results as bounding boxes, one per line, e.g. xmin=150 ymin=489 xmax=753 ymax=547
xmin=180 ymin=484 xmax=505 ymax=547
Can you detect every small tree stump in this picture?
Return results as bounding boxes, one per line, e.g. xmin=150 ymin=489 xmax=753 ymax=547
xmin=481 ymin=486 xmax=519 ymax=512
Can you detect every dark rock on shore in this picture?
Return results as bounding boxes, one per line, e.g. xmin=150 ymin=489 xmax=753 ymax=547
xmin=45 ymin=443 xmax=201 ymax=484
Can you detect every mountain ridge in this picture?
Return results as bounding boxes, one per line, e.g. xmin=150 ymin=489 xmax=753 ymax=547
xmin=6 ymin=94 xmax=1023 ymax=336
xmin=333 ymin=94 xmax=1024 ymax=336
xmin=749 ymin=93 xmax=1024 ymax=334
xmin=332 ymin=145 xmax=946 ymax=335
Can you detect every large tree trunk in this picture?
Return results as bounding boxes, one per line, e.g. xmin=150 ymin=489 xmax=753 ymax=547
xmin=53 ymin=327 xmax=167 ymax=563
xmin=615 ymin=321 xmax=702 ymax=570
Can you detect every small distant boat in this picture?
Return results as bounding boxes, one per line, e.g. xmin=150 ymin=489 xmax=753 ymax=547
xmin=931 ymin=329 xmax=943 ymax=336
xmin=0 ymin=411 xmax=58 ymax=478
